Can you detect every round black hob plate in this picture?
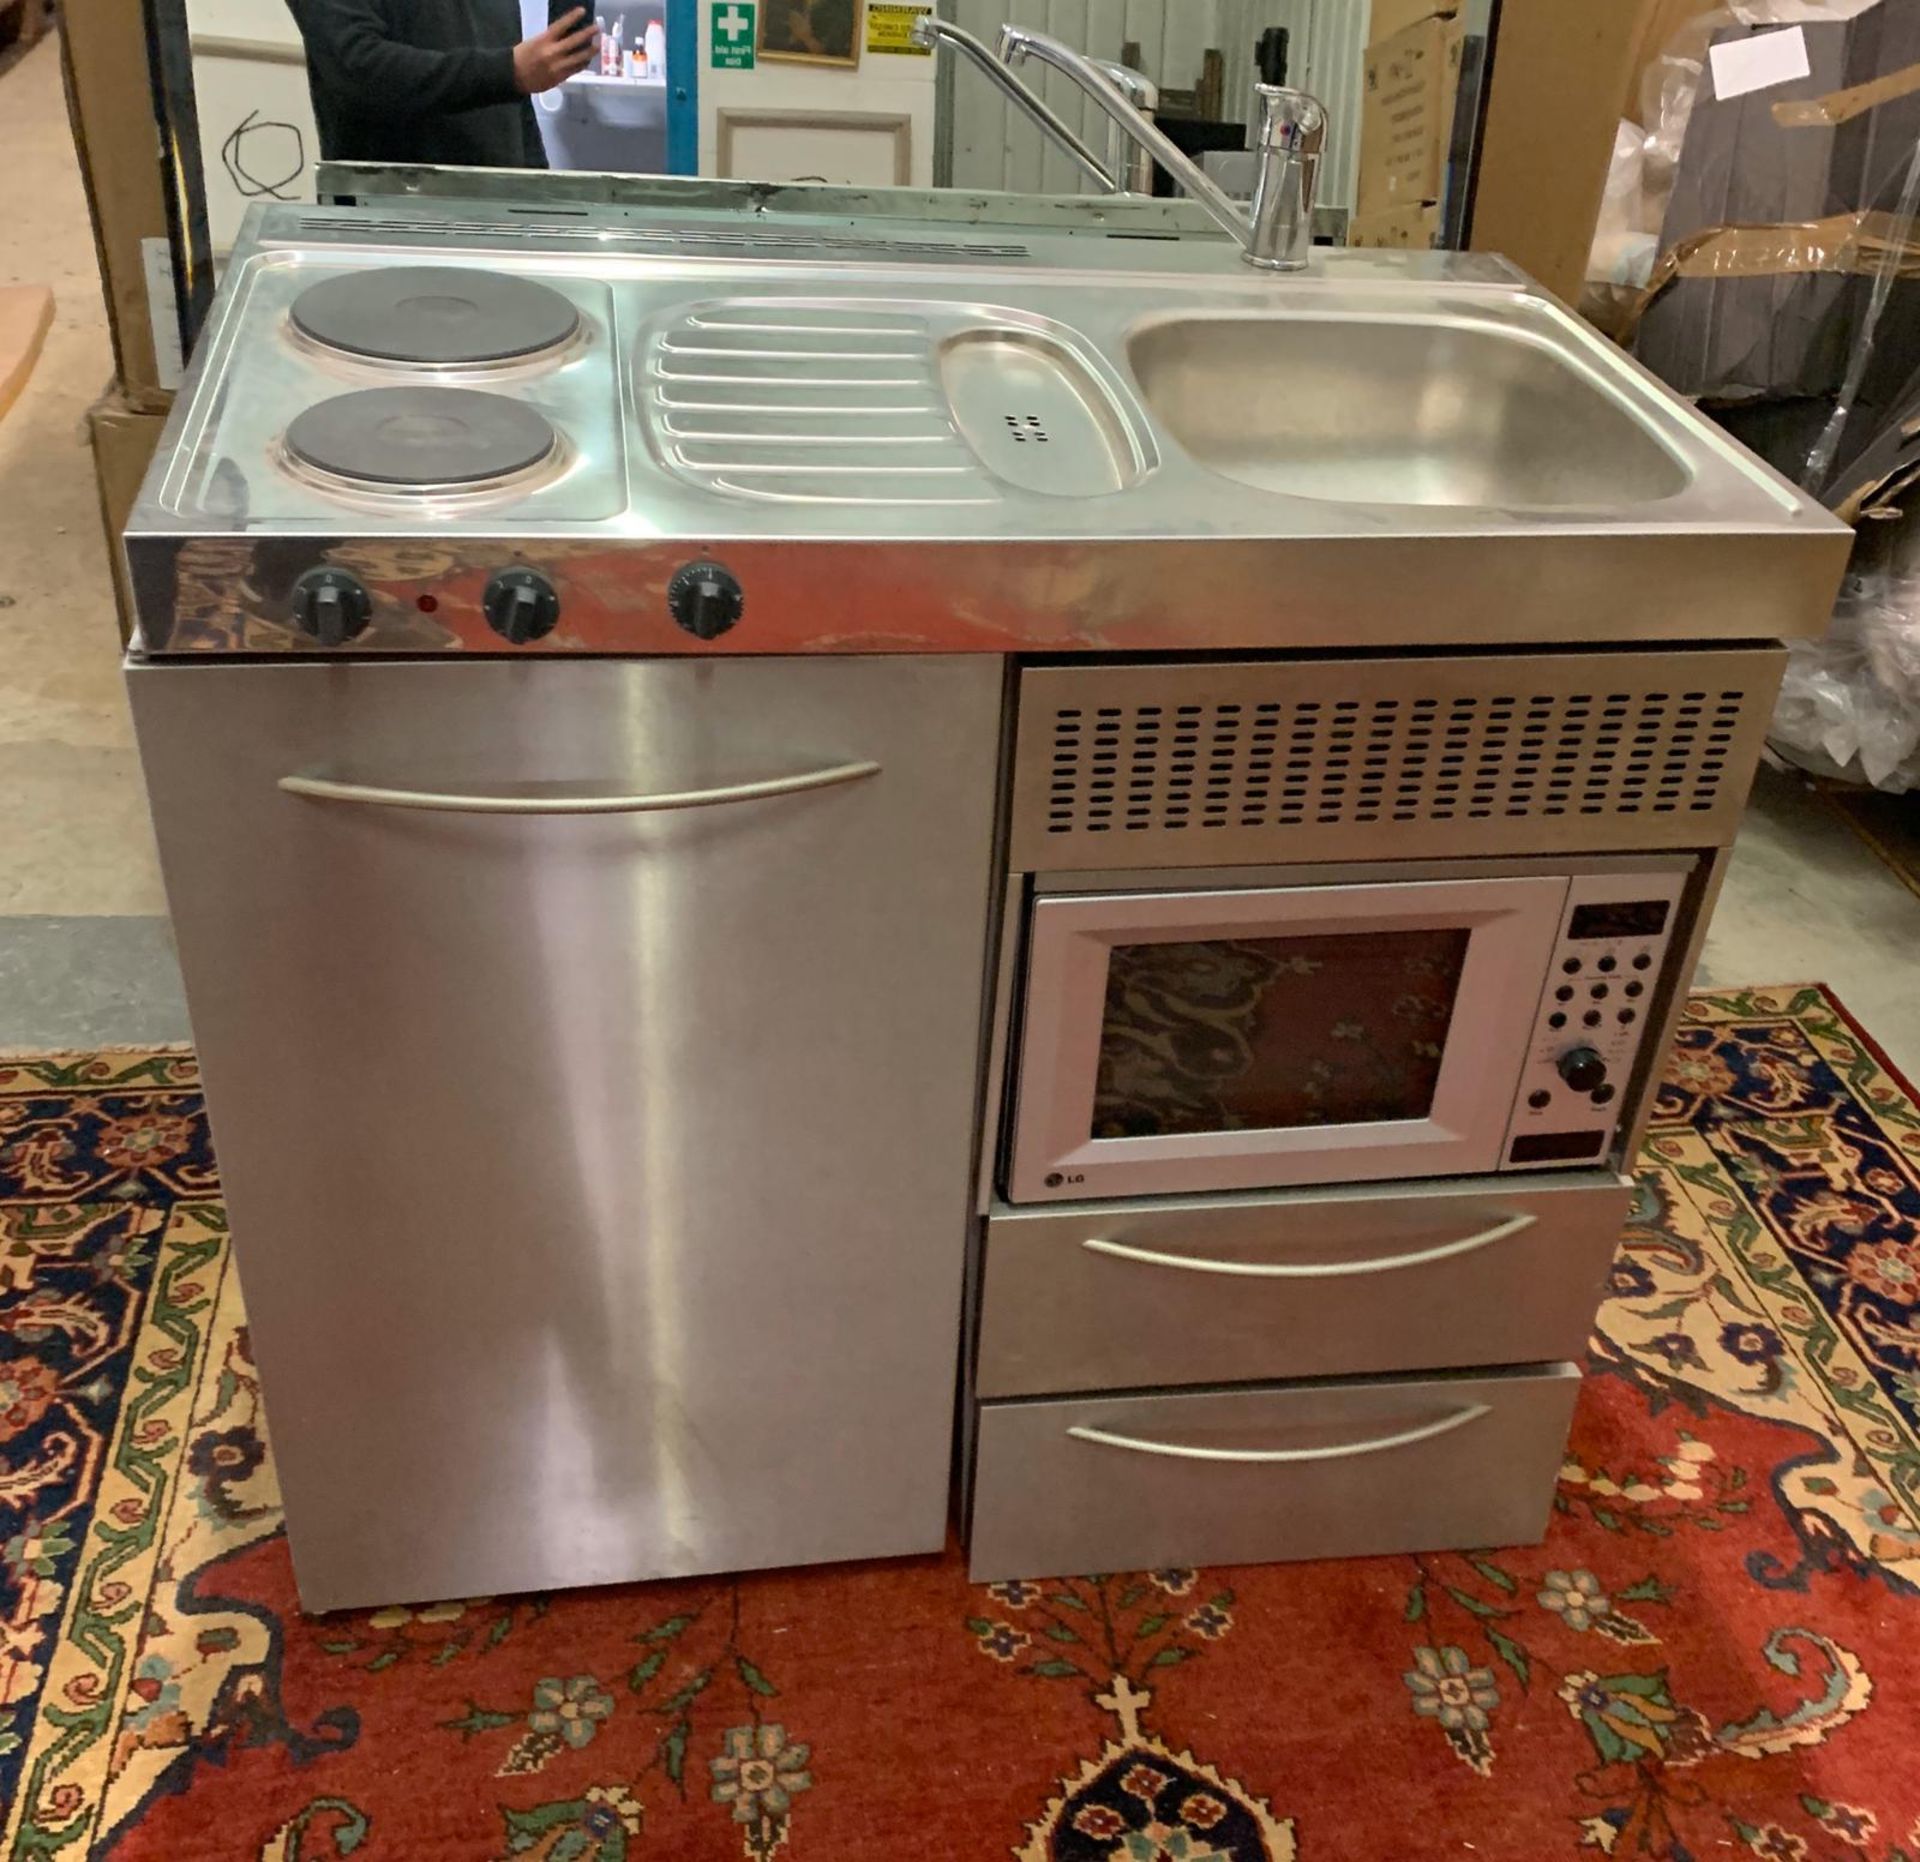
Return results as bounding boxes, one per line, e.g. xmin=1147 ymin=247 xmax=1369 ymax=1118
xmin=289 ymin=266 xmax=581 ymax=365
xmin=285 ymin=387 xmax=558 ymax=488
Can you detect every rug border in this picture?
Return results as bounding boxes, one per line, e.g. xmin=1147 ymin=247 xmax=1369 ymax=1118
xmin=1810 ymin=979 xmax=1920 ymax=1105
xmin=0 ymin=1044 xmax=196 ymax=1060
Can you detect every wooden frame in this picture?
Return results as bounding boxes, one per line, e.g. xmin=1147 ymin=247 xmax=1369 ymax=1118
xmin=715 ymin=108 xmax=912 ymax=186
xmin=756 ymin=0 xmax=863 ymax=67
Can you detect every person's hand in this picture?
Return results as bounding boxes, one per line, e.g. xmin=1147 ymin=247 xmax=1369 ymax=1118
xmin=514 ymin=8 xmax=597 ymax=93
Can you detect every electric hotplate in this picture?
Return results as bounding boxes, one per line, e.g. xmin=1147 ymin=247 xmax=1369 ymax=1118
xmin=284 ymin=386 xmax=560 ymax=488
xmin=289 ymin=266 xmax=581 ymax=366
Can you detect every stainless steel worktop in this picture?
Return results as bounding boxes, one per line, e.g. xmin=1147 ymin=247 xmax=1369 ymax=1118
xmin=126 ymin=198 xmax=1850 ymax=658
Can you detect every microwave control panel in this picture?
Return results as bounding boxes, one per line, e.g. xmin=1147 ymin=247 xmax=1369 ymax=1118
xmin=1504 ymin=869 xmax=1691 ymax=1169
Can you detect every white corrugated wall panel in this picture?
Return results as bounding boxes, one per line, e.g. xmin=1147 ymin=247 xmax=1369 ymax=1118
xmin=949 ymin=0 xmax=1250 ymax=192
xmin=1289 ymin=0 xmax=1370 ymax=212
xmin=944 ymin=0 xmax=1369 ymax=201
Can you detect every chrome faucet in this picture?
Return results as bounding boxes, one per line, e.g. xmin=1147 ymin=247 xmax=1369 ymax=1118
xmin=1090 ymin=60 xmax=1159 ymax=197
xmin=999 ymin=25 xmax=1327 ymax=272
xmin=908 ymin=17 xmax=1117 ymax=196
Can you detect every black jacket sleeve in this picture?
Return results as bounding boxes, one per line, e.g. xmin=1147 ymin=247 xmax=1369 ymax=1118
xmin=292 ymin=0 xmax=522 ymax=121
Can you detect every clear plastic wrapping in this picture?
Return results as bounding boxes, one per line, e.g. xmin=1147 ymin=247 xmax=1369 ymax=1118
xmin=1603 ymin=0 xmax=1920 ymax=784
xmin=1804 ymin=138 xmax=1920 ymax=489
xmin=1636 ymin=0 xmax=1884 ymax=230
xmin=1773 ymin=518 xmax=1920 ymax=789
xmin=1585 ymin=0 xmax=1894 ymax=293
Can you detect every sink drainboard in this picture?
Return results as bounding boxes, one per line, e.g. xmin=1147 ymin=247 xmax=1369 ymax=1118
xmin=642 ymin=301 xmax=1144 ymax=504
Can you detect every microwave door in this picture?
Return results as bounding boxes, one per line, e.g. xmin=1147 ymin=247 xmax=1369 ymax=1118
xmin=1006 ymin=876 xmax=1570 ymax=1203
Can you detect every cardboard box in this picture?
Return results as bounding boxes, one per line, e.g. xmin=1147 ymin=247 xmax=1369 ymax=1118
xmin=61 ymin=1 xmax=179 ymax=414
xmin=1357 ymin=14 xmax=1466 ymax=217
xmin=1466 ymin=0 xmax=1652 ymax=302
xmin=1367 ymin=0 xmax=1461 ymax=51
xmin=88 ymin=392 xmax=168 ymax=645
xmin=1348 ymin=203 xmax=1442 ymax=249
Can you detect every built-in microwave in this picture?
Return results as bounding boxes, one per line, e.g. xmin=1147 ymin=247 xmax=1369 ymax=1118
xmin=1004 ymin=861 xmax=1691 ymax=1204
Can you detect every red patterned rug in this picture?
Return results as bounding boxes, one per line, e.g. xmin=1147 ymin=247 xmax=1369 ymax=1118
xmin=4 ymin=983 xmax=1920 ymax=1861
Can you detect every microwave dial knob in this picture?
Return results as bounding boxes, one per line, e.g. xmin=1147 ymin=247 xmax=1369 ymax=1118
xmin=1557 ymin=1046 xmax=1609 ymax=1094
xmin=289 ymin=567 xmax=371 ymax=647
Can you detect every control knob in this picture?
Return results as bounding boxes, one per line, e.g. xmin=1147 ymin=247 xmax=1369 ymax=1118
xmin=483 ymin=567 xmax=561 ymax=645
xmin=1556 ymin=1047 xmax=1609 ymax=1094
xmin=667 ymin=560 xmax=744 ymax=640
xmin=289 ymin=567 xmax=372 ymax=648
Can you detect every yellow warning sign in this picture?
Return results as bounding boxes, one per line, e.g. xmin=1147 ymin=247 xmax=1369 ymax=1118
xmin=867 ymin=2 xmax=933 ymax=54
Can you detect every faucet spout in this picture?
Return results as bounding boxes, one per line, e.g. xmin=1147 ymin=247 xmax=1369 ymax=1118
xmin=997 ymin=24 xmax=1326 ymax=271
xmin=908 ymin=16 xmax=1118 ymax=195
xmin=1090 ymin=58 xmax=1159 ymax=196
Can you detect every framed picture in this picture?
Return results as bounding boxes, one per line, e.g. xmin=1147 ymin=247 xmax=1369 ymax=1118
xmin=716 ymin=108 xmax=911 ymax=186
xmin=756 ymin=0 xmax=862 ymax=67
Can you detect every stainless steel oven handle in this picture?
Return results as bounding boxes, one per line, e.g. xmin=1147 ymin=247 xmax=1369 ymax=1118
xmin=1067 ymin=1403 xmax=1493 ymax=1464
xmin=1079 ymin=1211 xmax=1535 ymax=1280
xmin=277 ymin=761 xmax=882 ymax=815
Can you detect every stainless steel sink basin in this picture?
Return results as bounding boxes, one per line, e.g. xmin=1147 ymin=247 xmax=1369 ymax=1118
xmin=1128 ymin=314 xmax=1693 ymax=508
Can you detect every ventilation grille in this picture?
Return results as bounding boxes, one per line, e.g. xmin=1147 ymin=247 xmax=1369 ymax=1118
xmin=1009 ymin=652 xmax=1783 ymax=870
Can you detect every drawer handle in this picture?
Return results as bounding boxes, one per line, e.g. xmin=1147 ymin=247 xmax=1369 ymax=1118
xmin=1080 ymin=1211 xmax=1535 ymax=1280
xmin=277 ymin=761 xmax=882 ymax=815
xmin=1066 ymin=1403 xmax=1493 ymax=1464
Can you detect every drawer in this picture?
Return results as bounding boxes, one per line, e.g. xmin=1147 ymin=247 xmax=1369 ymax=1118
xmin=967 ymin=1363 xmax=1580 ymax=1582
xmin=975 ymin=1175 xmax=1630 ymax=1398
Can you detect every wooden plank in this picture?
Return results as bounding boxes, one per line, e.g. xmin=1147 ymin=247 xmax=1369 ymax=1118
xmin=1218 ymin=0 xmax=1260 ymax=121
xmin=0 ymin=285 xmax=55 ymax=426
xmin=1122 ymin=0 xmax=1160 ymax=79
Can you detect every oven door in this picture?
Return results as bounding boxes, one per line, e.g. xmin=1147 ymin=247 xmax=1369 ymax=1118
xmin=1006 ymin=875 xmax=1569 ymax=1203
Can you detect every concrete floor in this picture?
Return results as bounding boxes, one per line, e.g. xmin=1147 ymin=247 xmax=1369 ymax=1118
xmin=1701 ymin=765 xmax=1920 ymax=1072
xmin=1 ymin=30 xmax=1917 ymax=1074
xmin=0 ymin=32 xmax=187 ymax=1043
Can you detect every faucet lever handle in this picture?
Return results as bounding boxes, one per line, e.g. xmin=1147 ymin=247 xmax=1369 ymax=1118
xmin=1253 ymin=83 xmax=1327 ymax=155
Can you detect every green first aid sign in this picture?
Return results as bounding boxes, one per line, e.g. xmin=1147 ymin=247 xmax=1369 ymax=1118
xmin=712 ymin=1 xmax=756 ymax=67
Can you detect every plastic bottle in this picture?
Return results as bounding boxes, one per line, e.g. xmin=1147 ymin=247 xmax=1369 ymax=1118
xmin=645 ymin=17 xmax=665 ymax=80
xmin=601 ymin=14 xmax=623 ymax=76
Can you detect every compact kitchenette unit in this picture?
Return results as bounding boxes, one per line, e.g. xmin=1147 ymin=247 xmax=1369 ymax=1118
xmin=120 ymin=188 xmax=1850 ymax=1611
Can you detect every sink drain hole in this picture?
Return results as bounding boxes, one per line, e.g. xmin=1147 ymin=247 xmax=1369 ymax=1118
xmin=1003 ymin=411 xmax=1050 ymax=445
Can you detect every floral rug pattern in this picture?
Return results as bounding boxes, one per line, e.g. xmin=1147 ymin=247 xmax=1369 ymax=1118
xmin=3 ymin=985 xmax=1920 ymax=1859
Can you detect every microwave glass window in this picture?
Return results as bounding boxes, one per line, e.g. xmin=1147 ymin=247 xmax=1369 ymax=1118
xmin=1093 ymin=927 xmax=1473 ymax=1140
